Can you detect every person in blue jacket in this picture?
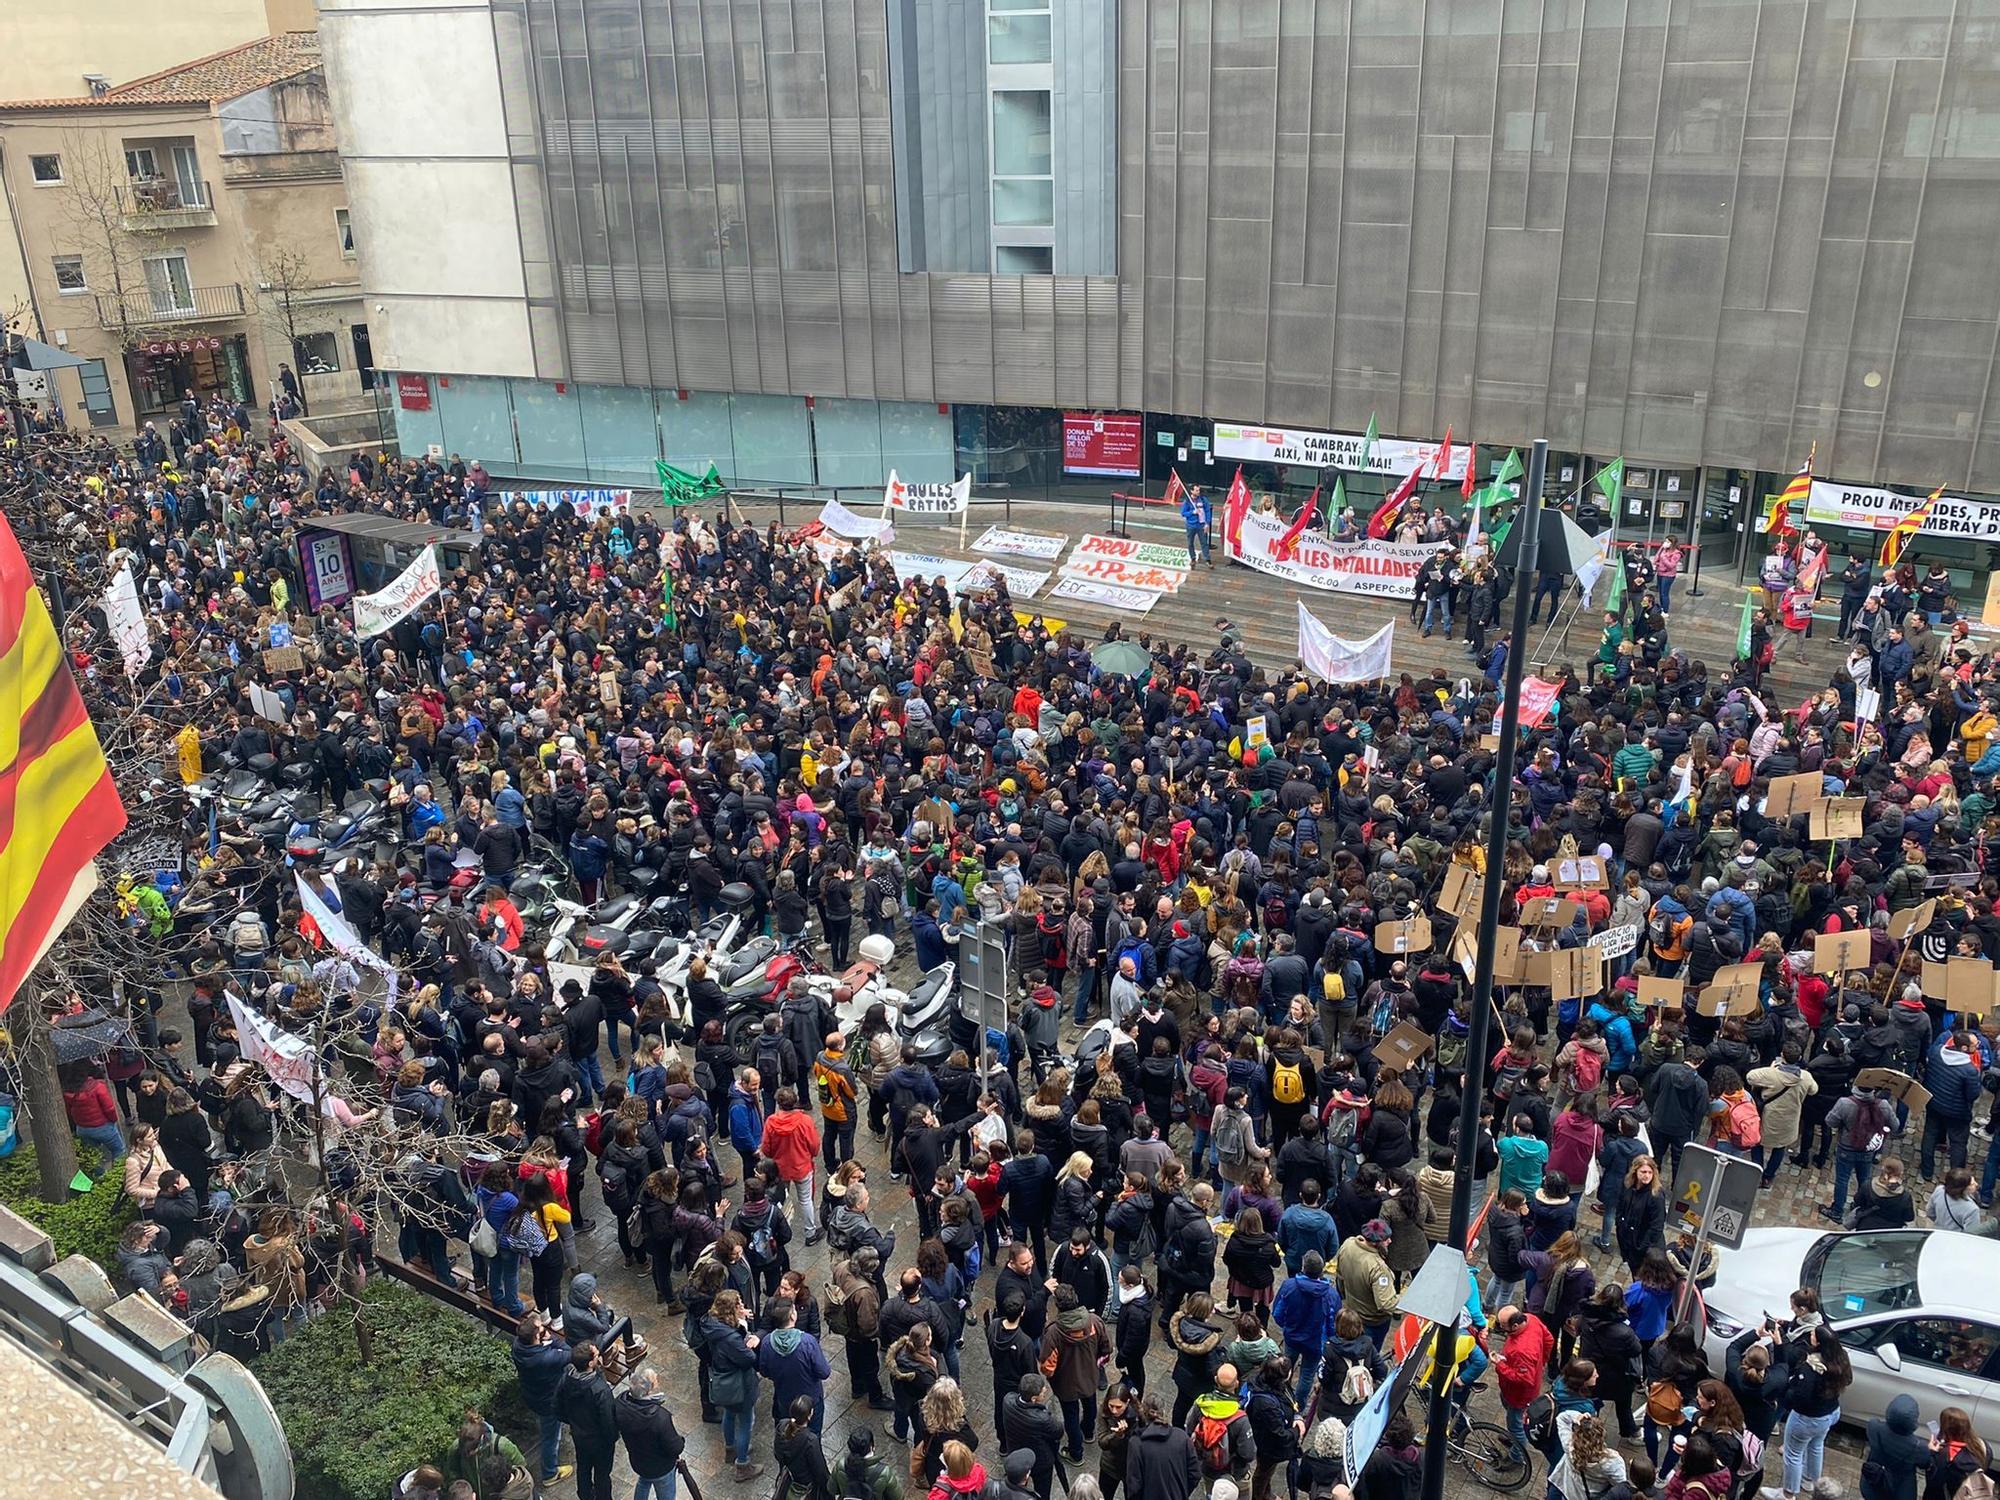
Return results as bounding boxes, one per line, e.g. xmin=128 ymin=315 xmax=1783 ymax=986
xmin=1180 ymin=485 xmax=1214 ymax=566
xmin=1922 ymin=1028 xmax=1989 ymax=1179
xmin=1586 ymin=998 xmax=1638 ymax=1077
xmin=1271 ymin=1249 xmax=1341 ymax=1407
xmin=509 ymin=1312 xmax=574 ymax=1487
xmin=729 ymin=1069 xmax=767 ymax=1183
xmin=755 ymin=1293 xmax=833 ymax=1432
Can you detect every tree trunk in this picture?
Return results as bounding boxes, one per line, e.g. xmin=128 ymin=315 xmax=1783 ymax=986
xmin=17 ymin=996 xmax=80 ymax=1200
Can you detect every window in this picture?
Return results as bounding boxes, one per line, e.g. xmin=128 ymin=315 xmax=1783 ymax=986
xmin=1809 ymin=1232 xmax=1926 ymax=1322
xmin=142 ymin=252 xmax=193 ymax=314
xmin=1877 ymin=1319 xmax=2000 ymax=1379
xmin=994 ymin=245 xmax=1052 ymax=275
xmin=335 ymin=207 xmax=354 ymax=259
xmin=52 ymin=255 xmax=86 ymax=292
xmin=294 ymin=330 xmax=340 ymax=373
xmin=124 ymin=146 xmax=159 ymax=180
xmin=991 ymin=91 xmax=1052 ymax=176
xmin=989 ymin=12 xmax=1052 ymax=63
xmin=29 ymin=153 xmax=61 ymax=184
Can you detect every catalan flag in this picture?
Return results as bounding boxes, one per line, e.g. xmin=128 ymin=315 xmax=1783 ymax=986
xmin=1880 ymin=484 xmax=1943 ymax=571
xmin=1765 ymin=442 xmax=1814 ymax=538
xmin=0 ymin=514 xmax=125 ymax=1015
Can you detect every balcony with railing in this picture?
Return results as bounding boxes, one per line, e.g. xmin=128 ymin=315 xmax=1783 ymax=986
xmin=119 ymin=178 xmax=218 ymax=230
xmin=94 ymin=281 xmax=245 ymax=329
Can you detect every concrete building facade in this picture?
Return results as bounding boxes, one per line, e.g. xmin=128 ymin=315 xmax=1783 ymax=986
xmin=0 ymin=35 xmax=368 ymax=431
xmin=322 ymin=0 xmax=2000 ymax=581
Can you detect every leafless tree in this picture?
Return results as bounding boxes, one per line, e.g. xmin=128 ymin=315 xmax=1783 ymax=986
xmin=47 ymin=130 xmax=199 ymax=354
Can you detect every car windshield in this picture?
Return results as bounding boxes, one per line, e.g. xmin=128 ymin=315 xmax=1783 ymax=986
xmin=1804 ymin=1231 xmax=1927 ymax=1321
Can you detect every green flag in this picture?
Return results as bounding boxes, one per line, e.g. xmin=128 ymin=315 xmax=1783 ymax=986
xmin=656 ymin=459 xmax=724 ymax=505
xmin=661 ymin=565 xmax=676 ymax=629
xmin=1735 ymin=587 xmax=1756 ymax=660
xmin=1361 ymin=413 xmax=1380 ymax=468
xmin=1594 ymin=457 xmax=1625 ymax=513
xmin=1607 ymin=549 xmax=1626 ymax=611
xmin=1329 ymin=474 xmax=1346 ymax=523
xmin=1494 ymin=449 xmax=1524 ymax=486
xmin=1487 ymin=515 xmax=1514 ymax=552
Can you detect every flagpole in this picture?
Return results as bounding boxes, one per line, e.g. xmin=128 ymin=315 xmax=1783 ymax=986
xmin=1420 ymin=438 xmax=1549 ymax=1500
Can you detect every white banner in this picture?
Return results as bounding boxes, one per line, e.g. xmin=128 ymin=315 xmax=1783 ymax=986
xmin=351 ymin=545 xmax=441 ymax=638
xmin=1805 ymin=479 xmax=2000 ymax=542
xmin=884 ymin=470 xmax=972 ymax=515
xmin=887 ymin=550 xmax=979 ymax=587
xmin=1059 ymin=554 xmax=1189 ymax=593
xmin=972 ymin=526 xmax=1068 ymax=562
xmin=1073 ymin=533 xmax=1195 ymax=569
xmin=819 ymin=497 xmax=895 ymax=542
xmin=226 ymin=994 xmax=336 ymax=1116
xmin=1296 ymin=602 xmax=1395 ymax=684
xmin=1590 ymin=924 xmax=1641 ymax=960
xmin=296 ymin=873 xmax=399 ymax=993
xmin=1046 ymin=576 xmax=1160 ymax=614
xmin=964 ymin=561 xmax=1051 ymax=597
xmin=104 ymin=563 xmax=150 ymax=680
xmin=1213 ymin=422 xmax=1470 ymax=481
xmin=1229 ymin=510 xmax=1443 ymax=599
xmin=514 ymin=488 xmax=632 ymax=521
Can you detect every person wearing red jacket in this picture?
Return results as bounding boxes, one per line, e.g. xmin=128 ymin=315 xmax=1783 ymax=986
xmin=62 ymin=1069 xmax=126 ymax=1164
xmin=760 ymin=1087 xmax=825 ymax=1244
xmin=1492 ymin=1304 xmax=1553 ymax=1459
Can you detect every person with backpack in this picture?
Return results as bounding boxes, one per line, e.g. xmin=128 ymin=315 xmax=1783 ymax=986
xmin=1818 ymin=1082 xmax=1894 ymax=1223
xmin=1112 ymin=1263 xmax=1154 ymax=1397
xmin=1191 ymin=1362 xmax=1259 ymax=1485
xmin=1263 ymin=1027 xmax=1317 ymax=1150
xmin=826 ymin=1246 xmax=890 ymax=1409
xmin=838 ymin=1427 xmax=905 ymax=1500
xmin=1556 ymin=1021 xmax=1610 ymax=1102
xmin=813 ymin=1033 xmax=861 ymax=1171
xmin=1158 ymin=1182 xmax=1219 ymax=1334
xmin=1709 ymin=1068 xmax=1763 ymax=1159
xmin=1860 ymin=1394 xmax=1935 ymax=1500
xmin=1333 ymin=1219 xmax=1399 ymax=1347
xmin=1747 ymin=1044 xmax=1817 ymax=1187
xmin=1212 ymin=1086 xmax=1269 ymax=1191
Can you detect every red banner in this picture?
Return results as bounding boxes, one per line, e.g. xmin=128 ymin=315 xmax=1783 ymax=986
xmin=397 ymin=373 xmax=432 ymax=412
xmin=1063 ymin=412 xmax=1142 ymax=477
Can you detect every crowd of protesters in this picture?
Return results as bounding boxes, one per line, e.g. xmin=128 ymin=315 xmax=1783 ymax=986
xmin=14 ymin=393 xmax=2000 ymax=1500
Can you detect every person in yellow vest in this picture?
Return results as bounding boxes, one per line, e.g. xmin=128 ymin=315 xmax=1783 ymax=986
xmin=1961 ymin=699 xmax=1998 ymax=764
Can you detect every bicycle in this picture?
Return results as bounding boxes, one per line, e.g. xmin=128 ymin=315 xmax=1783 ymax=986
xmin=1410 ymin=1384 xmax=1536 ymax=1492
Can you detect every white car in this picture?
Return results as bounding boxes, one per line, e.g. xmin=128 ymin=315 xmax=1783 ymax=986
xmin=1700 ymin=1227 xmax=2000 ymax=1436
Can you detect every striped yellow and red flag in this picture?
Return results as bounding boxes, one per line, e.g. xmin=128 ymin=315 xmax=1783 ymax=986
xmin=0 ymin=514 xmax=126 ymax=1014
xmin=1764 ymin=441 xmax=1814 ymax=537
xmin=1880 ymin=484 xmax=1944 ymax=572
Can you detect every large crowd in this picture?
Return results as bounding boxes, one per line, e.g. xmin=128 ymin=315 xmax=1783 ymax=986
xmin=11 ymin=392 xmax=2000 ymax=1500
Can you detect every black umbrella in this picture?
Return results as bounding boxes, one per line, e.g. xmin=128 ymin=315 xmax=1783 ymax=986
xmin=48 ymin=1008 xmax=137 ymax=1067
xmin=1493 ymin=507 xmax=1602 ymax=577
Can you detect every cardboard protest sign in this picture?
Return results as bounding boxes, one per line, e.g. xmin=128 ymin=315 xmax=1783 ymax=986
xmin=1492 ymin=927 xmax=1525 ymax=982
xmin=263 ymin=645 xmax=304 ymax=673
xmin=1695 ymin=982 xmax=1763 ymax=1018
xmin=1947 ymin=957 xmax=1999 ymax=1018
xmin=1555 ymin=856 xmax=1609 ymax=889
xmin=1765 ymin=772 xmax=1822 ymax=819
xmin=1637 ymin=975 xmax=1687 ymax=1010
xmin=1813 ymin=931 xmax=1870 ymax=975
xmin=1856 ymin=1067 xmax=1931 ymax=1112
xmin=1373 ymin=1020 xmax=1435 ymax=1074
xmin=1809 ymin=798 xmax=1864 ymax=840
xmin=1519 ymin=897 xmax=1582 ymax=928
xmin=1375 ymin=916 xmax=1434 ymax=955
xmin=1888 ymin=899 xmax=1937 ymax=943
xmin=1527 ymin=946 xmax=1602 ymax=1001
xmin=1440 ymin=866 xmax=1483 ymax=922
xmin=1923 ymin=960 xmax=1951 ymax=1000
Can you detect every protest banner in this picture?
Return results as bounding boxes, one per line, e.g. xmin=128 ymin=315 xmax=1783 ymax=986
xmin=351 ymin=545 xmax=440 ymax=638
xmin=1226 ymin=509 xmax=1443 ymax=600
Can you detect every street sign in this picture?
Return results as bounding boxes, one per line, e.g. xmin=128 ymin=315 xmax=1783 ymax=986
xmin=1670 ymin=1142 xmax=1761 ymax=1250
xmin=956 ymin=919 xmax=1010 ymax=1075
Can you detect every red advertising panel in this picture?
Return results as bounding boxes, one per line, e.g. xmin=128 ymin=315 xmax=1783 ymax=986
xmin=1063 ymin=411 xmax=1142 ymax=477
xmin=397 ymin=373 xmax=432 ymax=411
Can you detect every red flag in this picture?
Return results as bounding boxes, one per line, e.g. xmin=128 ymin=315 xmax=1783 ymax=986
xmin=1366 ymin=465 xmax=1423 ymax=540
xmin=1276 ymin=486 xmax=1320 ymax=561
xmin=1461 ymin=438 xmax=1477 ymax=500
xmin=1433 ymin=425 xmax=1453 ymax=480
xmin=1163 ymin=470 xmax=1187 ymax=511
xmin=1221 ymin=467 xmax=1251 ymax=552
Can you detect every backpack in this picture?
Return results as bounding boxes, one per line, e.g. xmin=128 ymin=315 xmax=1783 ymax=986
xmin=1338 ymin=1359 xmax=1376 ymax=1406
xmin=1524 ymin=1393 xmax=1557 ymax=1447
xmin=1436 ymin=1026 xmax=1469 ymax=1076
xmin=1214 ymin=1110 xmax=1249 ymax=1167
xmin=504 ymin=1208 xmax=549 ymax=1257
xmin=1321 ymin=968 xmax=1345 ymax=1004
xmin=1841 ymin=1097 xmax=1890 ymax=1154
xmin=984 ymin=1028 xmax=1014 ymax=1068
xmin=1570 ymin=1046 xmax=1604 ymax=1095
xmin=1038 ymin=911 xmax=1068 ymax=970
xmin=1272 ymin=1060 xmax=1306 ymax=1106
xmin=755 ymin=1033 xmax=789 ymax=1083
xmin=824 ymin=1277 xmax=854 ymax=1338
xmin=1263 ymin=893 xmax=1290 ymax=933
xmin=1645 ymin=1378 xmax=1684 ymax=1424
xmin=814 ymin=1059 xmax=852 ymax=1112
xmin=1648 ymin=909 xmax=1674 ymax=950
xmin=1194 ymin=1413 xmax=1235 ymax=1476
xmin=1726 ymin=1096 xmax=1761 ymax=1148
xmin=1322 ymin=1103 xmax=1358 ymax=1150
xmin=693 ymin=1056 xmax=719 ymax=1096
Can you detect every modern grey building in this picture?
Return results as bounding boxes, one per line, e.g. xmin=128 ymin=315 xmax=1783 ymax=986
xmin=322 ymin=0 xmax=2000 ymax=579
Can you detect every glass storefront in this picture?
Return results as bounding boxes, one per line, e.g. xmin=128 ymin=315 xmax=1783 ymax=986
xmin=124 ymin=333 xmax=252 ymax=415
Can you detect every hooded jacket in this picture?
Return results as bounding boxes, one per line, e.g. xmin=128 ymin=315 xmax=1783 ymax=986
xmin=1038 ymin=1304 xmax=1112 ymax=1400
xmin=756 ymin=1324 xmax=833 ymax=1409
xmin=1167 ymin=1313 xmax=1224 ymax=1389
xmin=1924 ymin=1038 xmax=1985 ymax=1120
xmin=1192 ymin=1389 xmax=1259 ymax=1477
xmin=1125 ymin=1421 xmax=1201 ymax=1500
xmin=1271 ymin=1270 xmax=1338 ymax=1355
xmin=614 ymin=1388 xmax=685 ymax=1479
xmin=563 ymin=1273 xmax=615 ymax=1345
xmin=554 ymin=1362 xmax=618 ymax=1456
xmin=1334 ymin=1235 xmax=1398 ymax=1323
xmin=510 ymin=1331 xmax=572 ymax=1414
xmin=760 ymin=1108 xmax=822 ymax=1182
xmin=1862 ymin=1394 xmax=1934 ymax=1500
